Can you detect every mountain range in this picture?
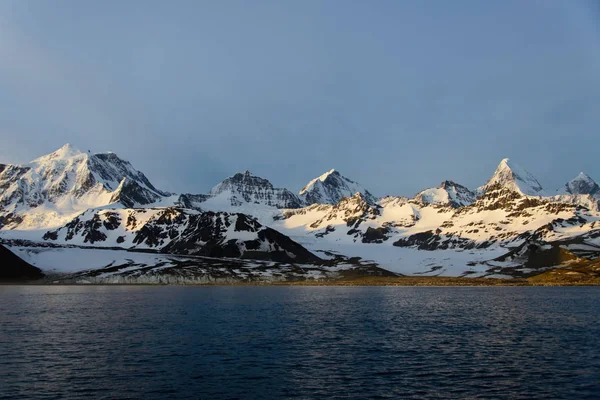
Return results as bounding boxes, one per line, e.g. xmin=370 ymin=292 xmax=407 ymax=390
xmin=2 ymin=144 xmax=599 ymax=282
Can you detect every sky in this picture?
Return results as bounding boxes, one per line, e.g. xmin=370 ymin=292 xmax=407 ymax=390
xmin=0 ymin=0 xmax=599 ymax=197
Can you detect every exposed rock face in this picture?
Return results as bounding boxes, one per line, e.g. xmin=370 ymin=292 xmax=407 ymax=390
xmin=559 ymin=172 xmax=600 ymax=197
xmin=414 ymin=180 xmax=476 ymax=208
xmin=391 ymin=182 xmax=596 ymax=251
xmin=309 ymin=193 xmax=380 ymax=230
xmin=109 ymin=178 xmax=164 ymax=208
xmin=491 ymin=240 xmax=578 ymax=271
xmin=43 ymin=207 xmax=321 ymax=264
xmin=549 ymin=194 xmax=600 ymax=213
xmin=175 ymin=193 xmax=210 ymax=210
xmin=0 ymin=144 xmax=168 ymax=229
xmin=4 ymin=146 xmax=600 ymax=277
xmin=280 ymin=175 xmax=600 ymax=256
xmin=299 ymin=169 xmax=376 ymax=205
xmin=478 ymin=158 xmax=545 ymax=196
xmin=0 ymin=244 xmax=44 ymax=281
xmin=87 ymin=151 xmax=166 ymax=194
xmin=209 ymin=171 xmax=302 ymax=209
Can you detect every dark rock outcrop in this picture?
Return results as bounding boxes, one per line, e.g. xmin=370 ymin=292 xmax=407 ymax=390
xmin=0 ymin=244 xmax=44 ymax=281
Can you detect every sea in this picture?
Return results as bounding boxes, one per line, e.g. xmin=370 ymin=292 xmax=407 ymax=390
xmin=1 ymin=286 xmax=599 ymax=399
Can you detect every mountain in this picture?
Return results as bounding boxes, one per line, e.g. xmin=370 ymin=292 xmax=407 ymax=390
xmin=478 ymin=158 xmax=545 ymax=196
xmin=42 ymin=207 xmax=320 ymax=263
xmin=283 ymin=192 xmax=383 ymax=242
xmin=414 ymin=181 xmax=476 ymax=208
xmin=559 ymin=172 xmax=600 ymax=198
xmin=208 ymin=171 xmax=302 ymax=209
xmin=0 ymin=144 xmax=167 ymax=229
xmin=545 ymin=173 xmax=600 ymax=212
xmin=550 ymin=194 xmax=600 ymax=213
xmin=3 ymin=146 xmax=600 ymax=280
xmin=276 ymin=179 xmax=600 ymax=277
xmin=299 ymin=169 xmax=376 ymax=205
xmin=283 ymin=168 xmax=562 ymax=250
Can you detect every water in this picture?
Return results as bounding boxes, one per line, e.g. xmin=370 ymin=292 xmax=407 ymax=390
xmin=0 ymin=286 xmax=598 ymax=399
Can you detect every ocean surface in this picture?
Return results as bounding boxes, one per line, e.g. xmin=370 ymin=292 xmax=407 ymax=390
xmin=0 ymin=286 xmax=598 ymax=399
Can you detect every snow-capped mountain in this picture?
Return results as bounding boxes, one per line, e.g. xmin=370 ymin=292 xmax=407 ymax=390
xmin=559 ymin=172 xmax=600 ymax=198
xmin=0 ymin=144 xmax=167 ymax=229
xmin=299 ymin=169 xmax=376 ymax=205
xmin=2 ymin=146 xmax=600 ymax=281
xmin=272 ymin=160 xmax=600 ymax=277
xmin=478 ymin=158 xmax=545 ymax=196
xmin=548 ymin=173 xmax=600 ymax=212
xmin=278 ymin=181 xmax=600 ymax=264
xmin=42 ymin=206 xmax=320 ymax=263
xmin=414 ymin=181 xmax=476 ymax=208
xmin=281 ymin=193 xmax=382 ymax=241
xmin=208 ymin=171 xmax=302 ymax=209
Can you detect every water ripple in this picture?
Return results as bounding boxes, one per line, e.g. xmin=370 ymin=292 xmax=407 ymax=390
xmin=0 ymin=286 xmax=599 ymax=399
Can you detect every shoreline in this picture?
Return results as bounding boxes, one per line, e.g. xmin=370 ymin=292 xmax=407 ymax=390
xmin=2 ymin=275 xmax=600 ymax=287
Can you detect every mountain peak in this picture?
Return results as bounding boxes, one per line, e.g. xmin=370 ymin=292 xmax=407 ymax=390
xmin=53 ymin=143 xmax=82 ymax=157
xmin=560 ymin=172 xmax=600 ymax=197
xmin=322 ymin=168 xmax=338 ymax=178
xmin=307 ymin=169 xmax=339 ymax=186
xmin=208 ymin=172 xmax=302 ymax=209
xmin=0 ymin=145 xmax=166 ymax=229
xmin=415 ymin=180 xmax=476 ymax=208
xmin=440 ymin=180 xmax=459 ymax=189
xmin=575 ymin=172 xmax=593 ymax=181
xmin=478 ymin=158 xmax=545 ymax=196
xmin=33 ymin=143 xmax=84 ymax=164
xmin=299 ymin=169 xmax=376 ymax=205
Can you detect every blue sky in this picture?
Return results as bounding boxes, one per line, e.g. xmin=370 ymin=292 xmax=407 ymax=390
xmin=0 ymin=0 xmax=599 ymax=196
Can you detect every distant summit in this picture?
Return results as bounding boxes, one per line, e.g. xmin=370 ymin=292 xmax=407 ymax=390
xmin=299 ymin=169 xmax=376 ymax=205
xmin=209 ymin=170 xmax=302 ymax=209
xmin=33 ymin=143 xmax=82 ymax=162
xmin=0 ymin=144 xmax=167 ymax=229
xmin=478 ymin=158 xmax=545 ymax=196
xmin=3 ymin=144 xmax=600 ymax=282
xmin=414 ymin=180 xmax=476 ymax=208
xmin=559 ymin=172 xmax=600 ymax=198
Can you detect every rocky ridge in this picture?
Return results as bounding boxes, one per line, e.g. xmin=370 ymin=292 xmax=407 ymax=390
xmin=2 ymin=145 xmax=600 ymax=281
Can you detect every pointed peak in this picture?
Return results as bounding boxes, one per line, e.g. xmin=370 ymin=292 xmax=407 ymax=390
xmin=54 ymin=143 xmax=81 ymax=156
xmin=496 ymin=158 xmax=516 ymax=171
xmin=479 ymin=158 xmax=545 ymax=196
xmin=316 ymin=169 xmax=339 ymax=182
xmin=576 ymin=172 xmax=591 ymax=180
xmin=561 ymin=172 xmax=600 ymax=196
xmin=300 ymin=169 xmax=375 ymax=205
xmin=32 ymin=143 xmax=84 ymax=163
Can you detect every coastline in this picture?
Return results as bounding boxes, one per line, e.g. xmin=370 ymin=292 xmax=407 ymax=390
xmin=3 ymin=275 xmax=599 ymax=287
